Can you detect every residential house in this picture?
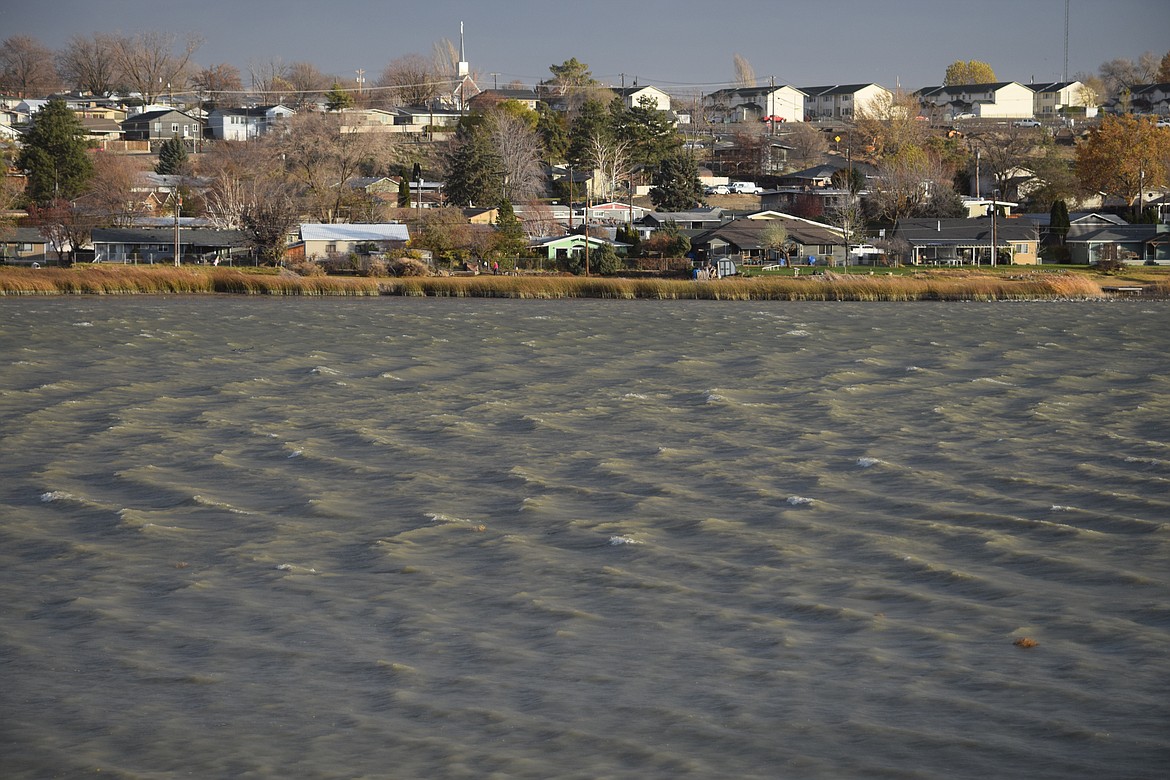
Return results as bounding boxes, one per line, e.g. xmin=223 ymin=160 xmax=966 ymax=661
xmin=799 ymin=84 xmax=891 ymax=121
xmin=689 ymin=213 xmax=847 ymax=264
xmin=892 ymin=217 xmax=1040 ymax=265
xmin=207 ymin=105 xmax=294 ymax=141
xmin=915 ymin=82 xmax=1035 ymax=120
xmin=295 ymin=223 xmax=410 ymax=261
xmin=1026 ymin=81 xmax=1096 ymax=118
xmin=0 ymin=227 xmax=52 ymax=265
xmin=1063 ymin=222 xmax=1164 ymax=264
xmin=91 ymin=227 xmax=250 ymax=264
xmin=641 ymin=207 xmax=728 ymax=234
xmin=1112 ymin=83 xmax=1170 ymax=116
xmin=614 ymin=85 xmax=671 ymax=112
xmin=587 ymin=201 xmax=648 ymax=224
xmin=529 ymin=234 xmax=629 ymax=263
xmin=121 ymin=108 xmax=202 ymax=147
xmin=468 ymin=88 xmax=540 ymax=111
xmin=703 ymin=85 xmax=805 ymax=124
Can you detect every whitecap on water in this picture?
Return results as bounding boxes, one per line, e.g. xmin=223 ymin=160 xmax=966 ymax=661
xmin=72 ymin=321 xmax=93 ymax=327
xmin=787 ymin=495 xmax=814 ymax=506
xmin=40 ymin=490 xmax=73 ymax=502
xmin=857 ymin=457 xmax=884 ymax=468
xmin=608 ymin=535 xmax=642 ymax=545
xmin=310 ymin=366 xmax=339 ymax=375
xmin=784 ymin=329 xmax=810 ymax=337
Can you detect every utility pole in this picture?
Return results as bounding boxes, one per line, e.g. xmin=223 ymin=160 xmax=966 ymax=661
xmin=991 ymin=189 xmax=999 ymax=267
xmin=172 ymin=187 xmax=181 ymax=267
xmin=355 ymin=69 xmax=365 ymax=97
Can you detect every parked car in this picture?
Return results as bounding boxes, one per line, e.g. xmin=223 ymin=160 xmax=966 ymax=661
xmin=1156 ymin=119 xmax=1170 ymax=128
xmin=953 ymin=112 xmax=977 ymax=120
xmin=705 ymin=185 xmax=731 ymax=195
xmin=1013 ymin=119 xmax=1042 ymax=127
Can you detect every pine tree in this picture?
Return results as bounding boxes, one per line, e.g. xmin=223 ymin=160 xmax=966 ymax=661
xmin=493 ymin=198 xmax=528 ymax=266
xmin=397 ymin=177 xmax=411 ymax=208
xmin=325 ymin=83 xmax=354 ymax=112
xmin=155 ymin=135 xmax=189 ymax=176
xmin=649 ymin=152 xmax=703 ymax=212
xmin=16 ymin=99 xmax=93 ymax=205
xmin=444 ymin=123 xmax=502 ymax=207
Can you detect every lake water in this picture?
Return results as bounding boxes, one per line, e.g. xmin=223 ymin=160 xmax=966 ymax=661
xmin=1 ymin=297 xmax=1168 ymax=779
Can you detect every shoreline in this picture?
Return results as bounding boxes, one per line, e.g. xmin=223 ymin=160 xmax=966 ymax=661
xmin=1 ymin=266 xmax=1165 ymax=301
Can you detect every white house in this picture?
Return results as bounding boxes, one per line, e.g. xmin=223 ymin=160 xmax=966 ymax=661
xmin=799 ymin=84 xmax=892 ymax=120
xmin=916 ymin=82 xmax=1035 ymax=119
xmin=1026 ymin=81 xmax=1096 ymax=118
xmin=615 ymin=85 xmax=672 ymax=112
xmin=207 ymin=105 xmax=294 ymax=141
xmin=297 ymin=223 xmax=410 ymax=260
xmin=703 ymin=85 xmax=805 ymax=124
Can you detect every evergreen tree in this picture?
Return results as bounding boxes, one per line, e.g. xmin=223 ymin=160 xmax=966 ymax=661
xmin=493 ymin=198 xmax=528 ymax=265
xmin=567 ymin=99 xmax=613 ymax=168
xmin=649 ymin=151 xmax=703 ymax=211
xmin=16 ymin=99 xmax=93 ymax=205
xmin=397 ymin=177 xmax=411 ymax=208
xmin=1049 ymin=199 xmax=1070 ymax=245
xmin=592 ymin=242 xmax=622 ymax=275
xmin=613 ymin=96 xmax=681 ymax=167
xmin=325 ymin=83 xmax=354 ymax=112
xmin=155 ymin=135 xmax=189 ymax=175
xmin=444 ymin=123 xmax=503 ymax=207
xmin=536 ymin=104 xmax=569 ymax=163
xmin=616 ymin=223 xmax=641 ymax=258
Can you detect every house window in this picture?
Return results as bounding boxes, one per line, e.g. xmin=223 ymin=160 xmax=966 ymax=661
xmin=326 ymin=243 xmax=337 ymax=255
xmin=171 ymin=123 xmax=179 ymax=134
xmin=1014 ymin=243 xmax=1028 ymax=254
xmin=153 ymin=122 xmax=162 ymax=133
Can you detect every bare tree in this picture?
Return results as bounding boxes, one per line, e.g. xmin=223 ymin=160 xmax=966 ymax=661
xmin=285 ymin=62 xmax=331 ymax=108
xmin=967 ymin=125 xmax=1037 ymax=200
xmin=249 ymin=58 xmax=292 ymax=105
xmin=199 ymin=140 xmax=283 ymax=229
xmin=278 ymin=112 xmax=398 ymax=223
xmin=377 ymin=54 xmax=439 ymax=108
xmin=733 ymin=54 xmax=757 ymax=88
xmin=1098 ymin=52 xmax=1162 ymax=98
xmin=0 ymin=36 xmax=61 ymax=97
xmin=112 ymin=31 xmax=202 ymax=104
xmin=488 ymin=109 xmax=544 ymax=202
xmin=778 ymin=122 xmax=828 ymax=169
xmin=240 ymin=183 xmax=300 ymax=265
xmin=192 ymin=63 xmax=244 ymax=106
xmin=853 ymin=87 xmax=930 ymax=158
xmin=520 ymin=200 xmax=562 ymax=239
xmin=56 ymin=33 xmax=119 ymax=95
xmin=868 ymin=146 xmax=953 ymax=223
xmin=585 ymin=130 xmax=632 ymax=202
xmin=82 ymin=152 xmax=150 ymax=227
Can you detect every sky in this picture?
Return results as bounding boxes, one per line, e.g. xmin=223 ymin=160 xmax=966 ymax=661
xmin=6 ymin=0 xmax=1168 ymax=94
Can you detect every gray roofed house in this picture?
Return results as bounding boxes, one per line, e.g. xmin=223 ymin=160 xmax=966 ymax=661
xmin=91 ymin=227 xmax=250 ymax=264
xmin=0 ymin=227 xmax=53 ymax=266
xmin=1063 ymin=223 xmax=1164 ymax=265
xmin=893 ymin=217 xmax=1040 ymax=265
xmin=121 ymin=108 xmax=202 ymax=145
xmin=689 ymin=214 xmax=847 ymax=264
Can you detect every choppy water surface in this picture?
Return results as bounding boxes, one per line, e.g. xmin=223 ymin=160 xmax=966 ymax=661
xmin=1 ymin=297 xmax=1168 ymax=779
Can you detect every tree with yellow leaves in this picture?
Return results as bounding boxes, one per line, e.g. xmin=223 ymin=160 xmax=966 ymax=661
xmin=943 ymin=60 xmax=997 ymax=86
xmin=1075 ymin=115 xmax=1170 ymax=214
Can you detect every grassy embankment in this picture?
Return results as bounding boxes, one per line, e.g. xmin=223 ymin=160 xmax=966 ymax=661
xmin=1 ymin=265 xmax=1166 ymax=300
